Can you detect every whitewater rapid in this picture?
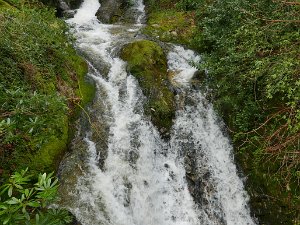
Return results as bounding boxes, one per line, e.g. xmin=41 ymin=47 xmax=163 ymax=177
xmin=58 ymin=0 xmax=256 ymax=225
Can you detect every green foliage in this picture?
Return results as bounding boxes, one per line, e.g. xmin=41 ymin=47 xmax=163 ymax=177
xmin=0 ymin=0 xmax=13 ymax=8
xmin=0 ymin=6 xmax=76 ymax=90
xmin=192 ymin=0 xmax=300 ymax=223
xmin=175 ymin=0 xmax=201 ymax=11
xmin=143 ymin=0 xmax=197 ymax=47
xmin=0 ymin=87 xmax=67 ymax=143
xmin=0 ymin=168 xmax=72 ymax=225
xmin=143 ymin=10 xmax=196 ymax=46
xmin=144 ymin=0 xmax=178 ymax=11
xmin=0 ymin=1 xmax=93 ymax=176
xmin=0 ymin=1 xmax=92 ymax=224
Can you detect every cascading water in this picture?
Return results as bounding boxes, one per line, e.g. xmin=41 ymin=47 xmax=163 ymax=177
xmin=58 ymin=0 xmax=256 ymax=224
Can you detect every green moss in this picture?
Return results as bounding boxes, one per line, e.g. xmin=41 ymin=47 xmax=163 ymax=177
xmin=143 ymin=10 xmax=196 ymax=47
xmin=29 ymin=115 xmax=69 ymax=173
xmin=121 ymin=40 xmax=166 ymax=90
xmin=3 ymin=56 xmax=94 ymax=176
xmin=74 ymin=56 xmax=95 ymax=107
xmin=120 ymin=40 xmax=175 ymax=134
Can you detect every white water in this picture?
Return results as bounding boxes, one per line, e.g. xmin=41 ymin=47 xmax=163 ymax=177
xmin=60 ymin=0 xmax=256 ymax=224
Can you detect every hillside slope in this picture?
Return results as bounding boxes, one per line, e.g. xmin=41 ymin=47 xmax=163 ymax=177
xmin=144 ymin=0 xmax=300 ymax=224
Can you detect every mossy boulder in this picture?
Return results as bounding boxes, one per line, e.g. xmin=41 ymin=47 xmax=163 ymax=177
xmin=120 ymin=40 xmax=175 ymax=136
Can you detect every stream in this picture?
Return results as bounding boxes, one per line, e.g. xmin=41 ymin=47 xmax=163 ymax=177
xmin=58 ymin=0 xmax=257 ymax=224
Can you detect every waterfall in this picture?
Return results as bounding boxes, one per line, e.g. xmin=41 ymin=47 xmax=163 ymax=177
xmin=58 ymin=1 xmax=256 ymax=224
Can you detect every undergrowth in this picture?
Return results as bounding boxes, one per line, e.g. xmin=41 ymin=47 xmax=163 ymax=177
xmin=0 ymin=0 xmax=94 ymax=224
xmin=0 ymin=0 xmax=93 ymax=176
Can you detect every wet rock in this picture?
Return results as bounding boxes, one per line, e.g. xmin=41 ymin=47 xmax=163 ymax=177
xmin=128 ymin=150 xmax=139 ymax=166
xmin=190 ymin=70 xmax=206 ymax=89
xmin=193 ymin=69 xmax=205 ymax=79
xmin=184 ymin=162 xmax=192 ymax=174
xmin=123 ymin=179 xmax=132 ymax=207
xmin=192 ymin=70 xmax=206 ymax=82
xmin=58 ymin=0 xmax=70 ymax=11
xmin=62 ymin=9 xmax=76 ymax=18
xmin=64 ymin=0 xmax=83 ymax=9
xmin=41 ymin=0 xmax=83 ymax=17
xmin=120 ymin=40 xmax=175 ymax=138
xmin=96 ymin=0 xmax=131 ymax=24
xmin=71 ymin=218 xmax=82 ymax=225
xmin=181 ymin=145 xmax=227 ymax=225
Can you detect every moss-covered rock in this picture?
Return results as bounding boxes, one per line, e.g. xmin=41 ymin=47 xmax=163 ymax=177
xmin=120 ymin=40 xmax=175 ymax=136
xmin=143 ymin=10 xmax=196 ymax=47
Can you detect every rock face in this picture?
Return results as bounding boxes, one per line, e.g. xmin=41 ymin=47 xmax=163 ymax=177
xmin=96 ymin=0 xmax=131 ymax=24
xmin=120 ymin=40 xmax=175 ymax=137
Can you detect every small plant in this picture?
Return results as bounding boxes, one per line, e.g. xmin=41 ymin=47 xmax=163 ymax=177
xmin=175 ymin=0 xmax=201 ymax=11
xmin=0 ymin=168 xmax=72 ymax=225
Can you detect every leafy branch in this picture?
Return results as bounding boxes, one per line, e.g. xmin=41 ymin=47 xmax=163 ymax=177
xmin=0 ymin=168 xmax=72 ymax=225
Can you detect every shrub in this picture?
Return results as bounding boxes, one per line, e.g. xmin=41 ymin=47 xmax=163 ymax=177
xmin=0 ymin=168 xmax=72 ymax=225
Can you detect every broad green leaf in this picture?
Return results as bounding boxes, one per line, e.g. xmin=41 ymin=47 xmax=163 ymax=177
xmin=6 ymin=197 xmax=19 ymax=205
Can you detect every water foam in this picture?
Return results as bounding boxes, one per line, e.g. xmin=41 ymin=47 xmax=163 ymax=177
xmin=59 ymin=1 xmax=256 ymax=224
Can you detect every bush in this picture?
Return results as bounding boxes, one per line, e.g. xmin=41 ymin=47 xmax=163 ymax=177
xmin=0 ymin=2 xmax=91 ymax=176
xmin=194 ymin=0 xmax=300 ymax=223
xmin=0 ymin=168 xmax=72 ymax=225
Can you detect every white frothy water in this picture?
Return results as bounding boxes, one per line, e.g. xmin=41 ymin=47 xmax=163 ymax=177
xmin=60 ymin=0 xmax=256 ymax=225
xmin=69 ymin=0 xmax=100 ymax=24
xmin=167 ymin=47 xmax=255 ymax=225
xmin=135 ymin=0 xmax=145 ymax=25
xmin=168 ymin=46 xmax=201 ymax=86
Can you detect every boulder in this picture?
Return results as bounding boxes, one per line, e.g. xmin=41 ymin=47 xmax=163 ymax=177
xmin=120 ymin=40 xmax=175 ymax=137
xmin=40 ymin=0 xmax=83 ymax=17
xmin=96 ymin=0 xmax=131 ymax=24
